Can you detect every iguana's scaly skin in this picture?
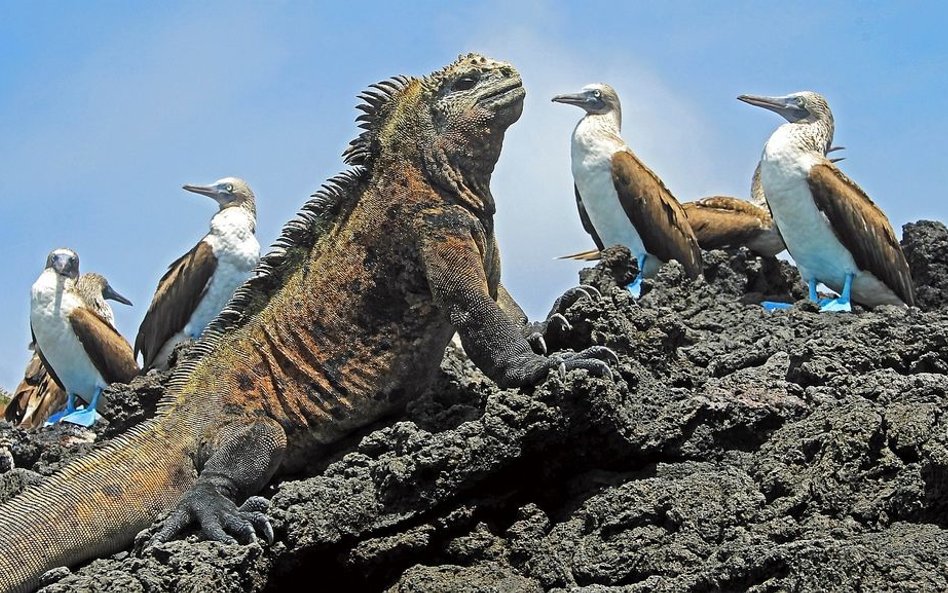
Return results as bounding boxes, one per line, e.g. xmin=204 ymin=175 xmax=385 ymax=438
xmin=0 ymin=54 xmax=612 ymax=593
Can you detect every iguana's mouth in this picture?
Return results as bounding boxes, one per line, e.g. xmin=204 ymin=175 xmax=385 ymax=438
xmin=478 ymin=81 xmax=525 ymax=108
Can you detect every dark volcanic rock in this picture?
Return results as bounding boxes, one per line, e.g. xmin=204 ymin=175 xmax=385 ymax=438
xmin=2 ymin=220 xmax=947 ymax=592
xmin=903 ymin=219 xmax=948 ymax=310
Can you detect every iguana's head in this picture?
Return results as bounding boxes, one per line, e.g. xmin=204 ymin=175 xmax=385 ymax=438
xmin=344 ymin=53 xmax=525 ymax=215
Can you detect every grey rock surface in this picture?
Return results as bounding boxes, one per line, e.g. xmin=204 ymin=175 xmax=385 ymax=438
xmin=1 ymin=220 xmax=947 ymax=592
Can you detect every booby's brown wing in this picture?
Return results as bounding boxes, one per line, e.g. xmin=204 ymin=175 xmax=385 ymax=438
xmin=683 ymin=197 xmax=770 ymax=250
xmin=610 ymin=151 xmax=702 ymax=277
xmin=70 ymin=308 xmax=140 ymax=384
xmin=134 ymin=241 xmax=217 ymax=369
xmin=31 ymin=328 xmax=65 ymax=392
xmin=8 ymin=352 xmax=67 ymax=428
xmin=807 ymin=162 xmax=915 ymax=306
xmin=4 ymin=354 xmax=41 ymax=423
xmin=575 ymin=185 xmax=605 ymax=251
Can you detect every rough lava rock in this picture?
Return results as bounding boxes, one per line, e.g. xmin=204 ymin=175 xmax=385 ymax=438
xmin=1 ymin=221 xmax=947 ymax=592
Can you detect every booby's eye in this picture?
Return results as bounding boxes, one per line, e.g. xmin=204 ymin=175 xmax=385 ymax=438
xmin=593 ymin=90 xmax=602 ymax=99
xmin=452 ymin=76 xmax=478 ymax=91
xmin=225 ymin=184 xmax=234 ymax=192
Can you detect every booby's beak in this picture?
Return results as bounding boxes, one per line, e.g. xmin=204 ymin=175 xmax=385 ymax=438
xmin=103 ymin=284 xmax=133 ymax=306
xmin=182 ymin=183 xmax=221 ymax=200
xmin=551 ymin=91 xmax=590 ymax=107
xmin=738 ymin=94 xmax=808 ymax=122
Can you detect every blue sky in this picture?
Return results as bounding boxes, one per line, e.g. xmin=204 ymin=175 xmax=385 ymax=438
xmin=1 ymin=2 xmax=946 ymax=390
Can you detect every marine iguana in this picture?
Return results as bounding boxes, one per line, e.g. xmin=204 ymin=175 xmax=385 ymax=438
xmin=0 ymin=53 xmax=614 ymax=593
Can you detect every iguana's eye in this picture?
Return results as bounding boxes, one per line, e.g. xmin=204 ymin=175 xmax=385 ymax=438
xmin=452 ymin=76 xmax=478 ymax=91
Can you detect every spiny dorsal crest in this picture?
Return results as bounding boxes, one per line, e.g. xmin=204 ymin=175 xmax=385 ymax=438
xmin=344 ymin=75 xmax=415 ymax=167
xmin=164 ymin=54 xmax=507 ymax=388
xmin=164 ymin=168 xmax=368 ymax=390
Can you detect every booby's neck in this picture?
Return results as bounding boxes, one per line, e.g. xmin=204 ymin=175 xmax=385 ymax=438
xmin=31 ymin=270 xmax=76 ymax=314
xmin=574 ymin=110 xmax=622 ymax=141
xmin=763 ymin=117 xmax=834 ymax=164
xmin=76 ymin=286 xmax=115 ymax=326
xmin=210 ymin=205 xmax=257 ymax=236
xmin=571 ymin=111 xmax=626 ymax=166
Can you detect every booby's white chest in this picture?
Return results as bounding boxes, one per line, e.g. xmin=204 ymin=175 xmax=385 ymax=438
xmin=185 ymin=207 xmax=260 ymax=337
xmin=30 ymin=271 xmax=104 ymax=399
xmin=570 ymin=119 xmax=648 ymax=262
xmin=760 ymin=127 xmax=858 ymax=288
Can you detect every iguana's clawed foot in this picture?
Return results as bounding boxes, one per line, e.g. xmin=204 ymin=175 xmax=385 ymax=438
xmin=148 ymin=486 xmax=273 ymax=547
xmin=524 ymin=285 xmax=602 ymax=354
xmin=525 ymin=313 xmax=570 ymax=354
xmin=551 ymin=346 xmax=619 ymax=381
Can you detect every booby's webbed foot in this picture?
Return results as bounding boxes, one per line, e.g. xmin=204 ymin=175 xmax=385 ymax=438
xmin=626 ymin=254 xmax=647 ymax=298
xmin=61 ymin=388 xmax=101 ymax=426
xmin=60 ymin=407 xmax=102 ymax=427
xmin=819 ymin=298 xmax=852 ymax=312
xmin=818 ymin=273 xmax=854 ymax=313
xmin=627 ymin=276 xmax=643 ymax=298
xmin=761 ymin=301 xmax=793 ymax=311
xmin=551 ymin=346 xmax=619 ymax=381
xmin=523 ymin=285 xmax=601 ymax=354
xmin=45 ymin=393 xmax=79 ymax=425
xmin=149 ymin=485 xmax=273 ymax=547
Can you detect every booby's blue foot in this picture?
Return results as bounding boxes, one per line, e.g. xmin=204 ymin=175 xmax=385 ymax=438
xmin=626 ymin=255 xmax=647 ymax=298
xmin=61 ymin=388 xmax=102 ymax=427
xmin=761 ymin=301 xmax=793 ymax=311
xmin=45 ymin=393 xmax=78 ymax=425
xmin=627 ymin=277 xmax=643 ymax=298
xmin=818 ymin=273 xmax=854 ymax=313
xmin=819 ymin=298 xmax=852 ymax=312
xmin=808 ymin=279 xmax=820 ymax=303
xmin=60 ymin=407 xmax=102 ymax=427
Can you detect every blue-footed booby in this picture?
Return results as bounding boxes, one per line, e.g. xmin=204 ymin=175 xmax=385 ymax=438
xmin=135 ymin=177 xmax=260 ymax=370
xmin=552 ymin=84 xmax=702 ymax=296
xmin=8 ymin=273 xmax=132 ymax=428
xmin=30 ymin=250 xmax=139 ymax=426
xmin=683 ymin=148 xmax=847 ymax=257
xmin=739 ymin=91 xmax=914 ymax=310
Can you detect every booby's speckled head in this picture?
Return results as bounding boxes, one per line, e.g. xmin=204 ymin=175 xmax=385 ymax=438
xmin=343 ymin=53 xmax=525 ymax=214
xmin=77 ymin=273 xmax=133 ymax=307
xmin=552 ymin=83 xmax=622 ymax=121
xmin=182 ymin=177 xmax=256 ymax=218
xmin=44 ymin=248 xmax=79 ymax=280
xmin=738 ymin=91 xmax=833 ymax=125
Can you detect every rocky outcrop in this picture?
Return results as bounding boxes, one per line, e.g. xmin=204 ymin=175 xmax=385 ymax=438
xmin=2 ymin=221 xmax=947 ymax=592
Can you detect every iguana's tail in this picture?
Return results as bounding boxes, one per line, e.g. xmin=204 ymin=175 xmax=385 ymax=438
xmin=0 ymin=420 xmax=196 ymax=593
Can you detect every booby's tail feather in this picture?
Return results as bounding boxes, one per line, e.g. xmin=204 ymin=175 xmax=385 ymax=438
xmin=556 ymin=248 xmax=602 ymax=261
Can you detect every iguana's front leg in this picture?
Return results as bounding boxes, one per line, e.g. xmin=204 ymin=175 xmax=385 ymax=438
xmin=149 ymin=416 xmax=287 ymax=545
xmin=422 ymin=223 xmax=613 ymax=388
